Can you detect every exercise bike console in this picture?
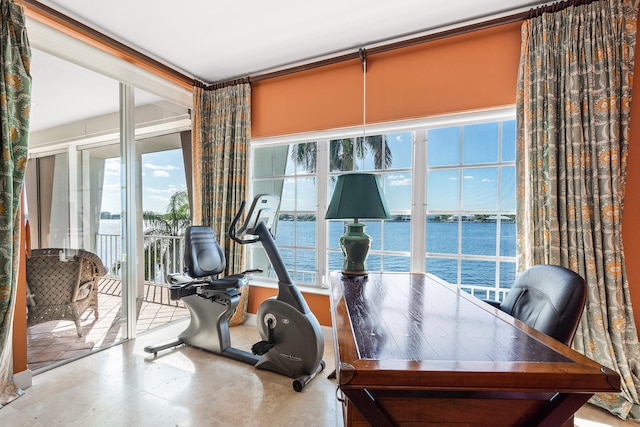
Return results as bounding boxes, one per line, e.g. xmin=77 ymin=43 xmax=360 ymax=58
xmin=144 ymin=194 xmax=325 ymax=391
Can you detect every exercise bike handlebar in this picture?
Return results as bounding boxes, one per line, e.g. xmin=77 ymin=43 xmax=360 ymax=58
xmin=229 ymin=200 xmax=260 ymax=245
xmin=227 ymin=195 xmax=312 ymax=315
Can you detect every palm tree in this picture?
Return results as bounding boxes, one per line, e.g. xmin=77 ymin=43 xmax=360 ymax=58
xmin=291 ymin=135 xmax=392 ymax=174
xmin=143 ymin=190 xmax=191 ymax=282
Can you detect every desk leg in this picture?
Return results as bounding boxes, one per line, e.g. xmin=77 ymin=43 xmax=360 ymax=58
xmin=527 ymin=393 xmax=590 ymax=427
xmin=342 ymin=389 xmax=395 ymax=427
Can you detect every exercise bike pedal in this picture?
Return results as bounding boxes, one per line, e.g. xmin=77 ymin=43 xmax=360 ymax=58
xmin=251 ymin=340 xmax=274 ymax=355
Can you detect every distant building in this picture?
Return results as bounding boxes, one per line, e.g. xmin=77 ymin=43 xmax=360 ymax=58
xmin=100 ymin=212 xmax=121 ymax=220
xmin=450 ymin=215 xmax=476 ymax=222
xmin=486 ymin=215 xmax=513 ymax=223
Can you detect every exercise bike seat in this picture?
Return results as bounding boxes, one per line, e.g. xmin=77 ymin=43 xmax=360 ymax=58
xmin=168 ymin=226 xmax=247 ymax=300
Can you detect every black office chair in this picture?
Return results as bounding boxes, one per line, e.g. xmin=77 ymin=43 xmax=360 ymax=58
xmin=485 ymin=264 xmax=587 ymax=346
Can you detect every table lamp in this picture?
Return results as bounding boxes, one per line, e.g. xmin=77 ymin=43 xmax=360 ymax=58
xmin=325 ymin=173 xmax=391 ymax=276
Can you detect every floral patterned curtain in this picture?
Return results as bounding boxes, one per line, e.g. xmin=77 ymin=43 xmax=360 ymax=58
xmin=0 ymin=0 xmax=31 ymax=407
xmin=516 ymin=0 xmax=640 ymax=420
xmin=192 ymin=81 xmax=250 ymax=325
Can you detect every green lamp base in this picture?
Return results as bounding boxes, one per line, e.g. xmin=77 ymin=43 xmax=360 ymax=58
xmin=339 ymin=222 xmax=372 ymax=276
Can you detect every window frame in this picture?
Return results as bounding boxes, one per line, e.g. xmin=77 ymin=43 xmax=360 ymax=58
xmin=250 ymin=107 xmax=516 ymax=293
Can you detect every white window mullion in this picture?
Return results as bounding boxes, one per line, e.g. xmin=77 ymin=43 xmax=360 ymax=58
xmin=411 ymin=130 xmax=427 ymax=272
xmin=68 ymin=143 xmax=80 ymax=249
xmin=316 ymin=139 xmax=330 ymax=287
xmin=120 ymin=83 xmax=140 ymax=339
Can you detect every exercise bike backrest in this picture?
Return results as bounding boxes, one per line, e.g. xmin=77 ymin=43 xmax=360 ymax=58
xmin=181 ymin=195 xmax=279 ymax=280
xmin=184 ymin=226 xmax=227 ymax=278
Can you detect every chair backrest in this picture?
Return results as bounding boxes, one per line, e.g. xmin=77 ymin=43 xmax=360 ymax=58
xmin=184 ymin=225 xmax=226 ymax=278
xmin=26 ymin=248 xmax=106 ymax=304
xmin=500 ymin=264 xmax=587 ymax=345
xmin=27 ymin=249 xmax=83 ymax=305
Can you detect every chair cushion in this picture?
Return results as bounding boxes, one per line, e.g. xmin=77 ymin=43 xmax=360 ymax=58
xmin=500 ymin=264 xmax=587 ymax=345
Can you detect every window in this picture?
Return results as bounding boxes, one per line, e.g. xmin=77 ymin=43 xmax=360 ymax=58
xmin=425 ymin=120 xmax=516 ymax=301
xmin=250 ymin=110 xmax=516 ymax=300
xmin=252 ymin=143 xmax=318 ymax=285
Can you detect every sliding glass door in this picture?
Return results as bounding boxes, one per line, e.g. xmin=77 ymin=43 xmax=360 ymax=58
xmin=24 ymin=48 xmax=190 ymax=371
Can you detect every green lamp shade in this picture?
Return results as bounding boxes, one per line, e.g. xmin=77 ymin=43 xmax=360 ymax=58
xmin=325 ymin=173 xmax=391 ymax=221
xmin=325 ymin=173 xmax=390 ymax=276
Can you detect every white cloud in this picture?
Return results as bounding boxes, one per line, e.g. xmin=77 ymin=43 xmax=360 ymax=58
xmin=464 ymin=175 xmax=474 ymax=180
xmin=103 ymin=182 xmax=120 ymax=190
xmin=144 ymin=162 xmax=179 ymax=171
xmin=390 ymin=177 xmax=412 ymax=187
xmin=104 ymin=159 xmax=120 ymax=176
xmin=152 ymin=170 xmax=170 ymax=178
xmin=144 ymin=187 xmax=184 ymax=195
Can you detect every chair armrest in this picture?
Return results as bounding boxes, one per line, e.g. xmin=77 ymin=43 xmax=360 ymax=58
xmin=482 ymin=299 xmax=502 ymax=309
xmin=74 ymin=281 xmax=93 ymax=301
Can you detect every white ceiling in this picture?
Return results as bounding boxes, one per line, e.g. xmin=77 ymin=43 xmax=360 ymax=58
xmin=29 ymin=0 xmax=551 ymax=133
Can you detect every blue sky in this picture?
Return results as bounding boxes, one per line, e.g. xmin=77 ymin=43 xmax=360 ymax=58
xmin=101 ymin=148 xmax=187 ymax=214
xmin=101 ymin=121 xmax=514 ymax=215
xmin=281 ymin=121 xmax=515 ymax=214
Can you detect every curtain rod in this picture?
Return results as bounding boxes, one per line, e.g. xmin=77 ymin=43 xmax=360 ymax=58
xmin=248 ymin=12 xmax=528 ymax=83
xmin=246 ymin=0 xmax=598 ymax=84
xmin=18 ymin=0 xmax=598 ymax=89
xmin=529 ymin=0 xmax=598 ymax=17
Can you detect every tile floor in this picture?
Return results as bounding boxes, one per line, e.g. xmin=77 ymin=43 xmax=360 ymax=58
xmin=7 ymin=319 xmax=342 ymax=426
xmin=15 ymin=278 xmax=640 ymax=426
xmin=4 ymin=316 xmax=638 ymax=426
xmin=27 ymin=279 xmax=188 ymax=371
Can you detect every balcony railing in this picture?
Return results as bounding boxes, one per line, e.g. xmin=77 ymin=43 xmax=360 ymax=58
xmin=96 ymin=233 xmax=185 ymax=284
xmin=96 ymin=233 xmax=510 ymax=302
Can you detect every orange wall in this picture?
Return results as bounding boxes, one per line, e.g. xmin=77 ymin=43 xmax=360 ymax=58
xmin=13 ymin=202 xmax=27 ymax=373
xmin=248 ymin=286 xmax=332 ymax=327
xmin=250 ymin=19 xmax=640 ymax=334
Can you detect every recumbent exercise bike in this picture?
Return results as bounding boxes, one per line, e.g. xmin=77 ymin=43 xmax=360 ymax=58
xmin=144 ymin=194 xmax=325 ymax=391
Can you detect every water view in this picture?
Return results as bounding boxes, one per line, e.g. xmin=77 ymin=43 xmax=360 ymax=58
xmin=99 ymin=217 xmax=516 ymax=296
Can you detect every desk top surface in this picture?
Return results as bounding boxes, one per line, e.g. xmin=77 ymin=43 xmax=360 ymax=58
xmin=329 ymin=271 xmax=620 ymax=392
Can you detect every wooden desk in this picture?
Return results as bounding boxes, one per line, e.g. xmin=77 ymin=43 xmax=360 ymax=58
xmin=329 ymin=272 xmax=620 ymax=427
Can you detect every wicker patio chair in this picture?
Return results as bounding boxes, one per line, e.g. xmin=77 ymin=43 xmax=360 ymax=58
xmin=26 ymin=248 xmax=106 ymax=337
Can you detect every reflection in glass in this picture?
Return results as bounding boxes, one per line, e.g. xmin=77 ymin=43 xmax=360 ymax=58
xmin=288 ymin=142 xmax=316 ymax=175
xmin=461 ymin=167 xmax=498 ymax=211
xmin=361 ymin=220 xmax=382 ymax=251
xmin=461 ymin=260 xmax=496 ymax=286
xmin=500 ymin=262 xmax=516 ymax=288
xmin=254 ymin=147 xmax=273 ymax=178
xmin=387 ymin=132 xmax=412 ymax=169
xmin=330 ymin=135 xmax=392 ymax=172
xmin=384 ymin=173 xmax=411 ymax=211
xmin=500 ymin=166 xmax=516 ymax=210
xmin=463 ymin=122 xmax=499 ymax=164
xmin=428 ymin=127 xmax=460 ymax=166
xmin=328 ymin=220 xmax=343 ymax=250
xmin=426 ymin=258 xmax=458 ymax=283
xmin=384 ymin=255 xmax=410 ymax=272
xmin=502 ymin=120 xmax=516 ymax=162
xmin=462 ymin=221 xmax=496 ymax=256
xmin=384 ymin=221 xmax=410 ymax=252
xmin=427 ymin=170 xmax=459 ymax=211
xmin=280 ymin=178 xmax=296 ymax=211
xmin=426 ymin=219 xmax=458 ymax=254
xmin=500 ymin=220 xmax=517 ymax=257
